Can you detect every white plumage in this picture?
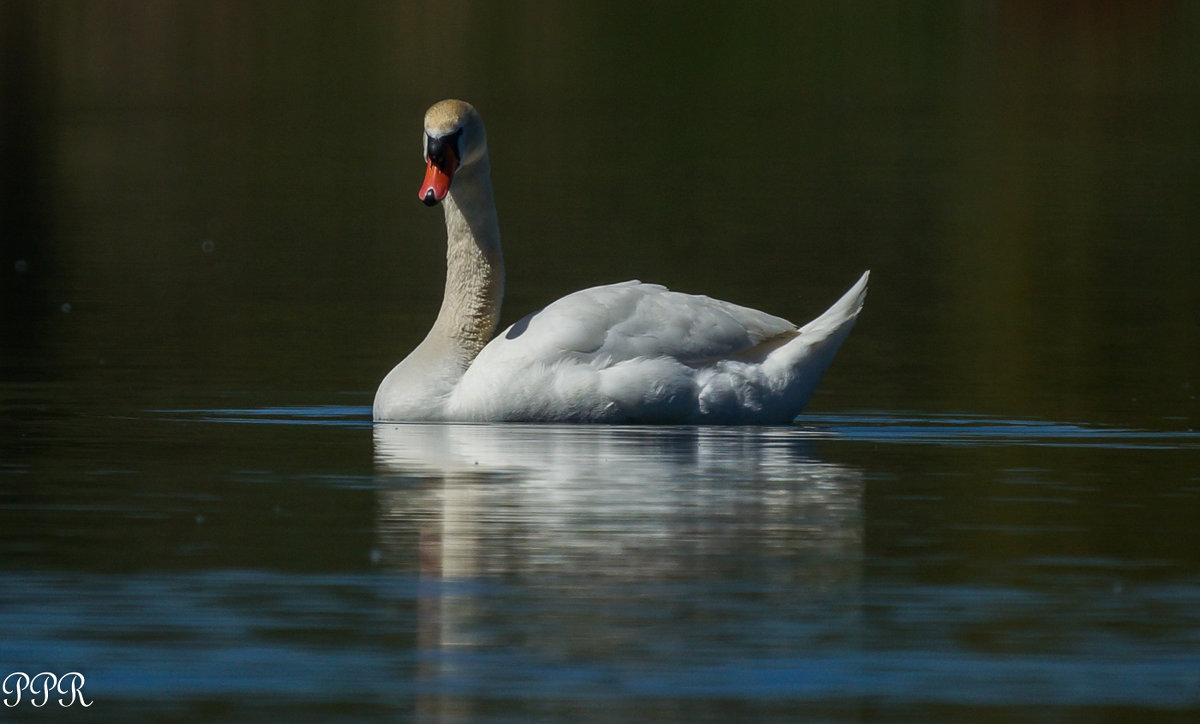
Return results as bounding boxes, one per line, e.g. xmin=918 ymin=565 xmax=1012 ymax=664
xmin=447 ymin=276 xmax=868 ymax=423
xmin=374 ymin=100 xmax=868 ymax=424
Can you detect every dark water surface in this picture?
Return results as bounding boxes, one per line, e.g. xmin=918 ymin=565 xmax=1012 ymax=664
xmin=3 ymin=408 xmax=1199 ymax=721
xmin=4 ymin=2 xmax=1200 ymax=722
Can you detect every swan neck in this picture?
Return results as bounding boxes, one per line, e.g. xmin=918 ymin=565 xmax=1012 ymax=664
xmin=431 ymin=155 xmax=504 ymax=366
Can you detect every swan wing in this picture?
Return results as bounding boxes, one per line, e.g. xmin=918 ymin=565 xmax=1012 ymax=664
xmin=482 ymin=281 xmax=797 ymax=368
xmin=446 ymin=281 xmax=806 ymax=421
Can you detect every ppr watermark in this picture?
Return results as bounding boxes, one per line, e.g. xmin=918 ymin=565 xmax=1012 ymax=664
xmin=3 ymin=672 xmax=92 ymax=708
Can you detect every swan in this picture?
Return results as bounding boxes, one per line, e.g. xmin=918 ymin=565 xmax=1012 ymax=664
xmin=373 ymin=99 xmax=868 ymax=424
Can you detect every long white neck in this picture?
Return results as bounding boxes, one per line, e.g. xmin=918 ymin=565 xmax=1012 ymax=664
xmin=428 ymin=156 xmax=505 ymax=367
xmin=373 ymin=155 xmax=505 ymax=421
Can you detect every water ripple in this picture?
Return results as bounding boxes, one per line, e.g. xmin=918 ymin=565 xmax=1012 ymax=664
xmin=802 ymin=413 xmax=1200 ymax=450
xmin=153 ymin=407 xmax=1199 ymax=451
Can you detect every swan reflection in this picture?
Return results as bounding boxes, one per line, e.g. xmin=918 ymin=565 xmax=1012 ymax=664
xmin=375 ymin=424 xmax=863 ymax=720
xmin=374 ymin=424 xmax=863 ymax=586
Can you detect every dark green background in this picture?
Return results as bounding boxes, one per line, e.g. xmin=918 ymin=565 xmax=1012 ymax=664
xmin=4 ymin=1 xmax=1196 ymax=425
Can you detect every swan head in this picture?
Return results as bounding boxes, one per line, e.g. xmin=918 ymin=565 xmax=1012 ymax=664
xmin=419 ymin=99 xmax=487 ymax=206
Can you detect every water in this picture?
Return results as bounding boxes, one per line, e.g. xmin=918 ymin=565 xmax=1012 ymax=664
xmin=4 ymin=2 xmax=1200 ymax=721
xmin=3 ymin=408 xmax=1198 ymax=721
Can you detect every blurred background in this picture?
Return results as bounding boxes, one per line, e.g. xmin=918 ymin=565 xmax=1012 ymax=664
xmin=3 ymin=0 xmax=1197 ymax=427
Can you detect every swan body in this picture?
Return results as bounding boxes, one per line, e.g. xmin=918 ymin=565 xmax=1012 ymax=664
xmin=374 ymin=100 xmax=868 ymax=424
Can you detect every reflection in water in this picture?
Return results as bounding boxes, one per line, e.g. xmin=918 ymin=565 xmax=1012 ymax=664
xmin=373 ymin=424 xmax=863 ymax=581
xmin=373 ymin=424 xmax=863 ymax=718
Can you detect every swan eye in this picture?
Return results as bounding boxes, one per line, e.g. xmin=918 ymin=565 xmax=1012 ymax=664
xmin=426 ymin=129 xmax=463 ymax=169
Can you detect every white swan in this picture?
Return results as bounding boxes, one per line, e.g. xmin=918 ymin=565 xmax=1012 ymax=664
xmin=374 ymin=100 xmax=868 ymax=424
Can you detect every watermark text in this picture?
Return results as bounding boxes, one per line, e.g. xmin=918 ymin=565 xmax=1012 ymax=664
xmin=3 ymin=672 xmax=92 ymax=708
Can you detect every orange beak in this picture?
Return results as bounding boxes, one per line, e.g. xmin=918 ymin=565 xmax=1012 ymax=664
xmin=419 ymin=151 xmax=458 ymax=206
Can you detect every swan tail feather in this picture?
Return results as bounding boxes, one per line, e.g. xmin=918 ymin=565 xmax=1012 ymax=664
xmin=797 ymin=270 xmax=869 ymax=338
xmin=762 ymin=271 xmax=869 ymax=418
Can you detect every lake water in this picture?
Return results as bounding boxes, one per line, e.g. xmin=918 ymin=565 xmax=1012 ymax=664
xmin=3 ymin=2 xmax=1199 ymax=722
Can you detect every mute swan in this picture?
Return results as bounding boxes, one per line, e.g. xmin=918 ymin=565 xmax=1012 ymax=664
xmin=373 ymin=99 xmax=868 ymax=424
